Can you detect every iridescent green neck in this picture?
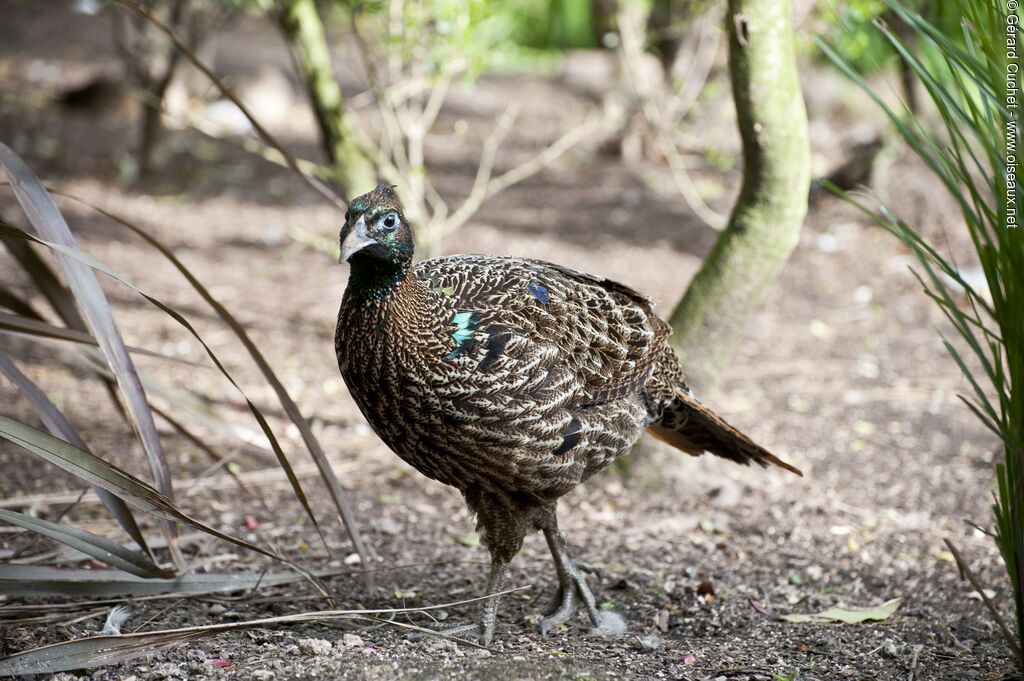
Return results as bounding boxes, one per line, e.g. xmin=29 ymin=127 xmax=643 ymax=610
xmin=348 ymin=255 xmax=410 ymax=304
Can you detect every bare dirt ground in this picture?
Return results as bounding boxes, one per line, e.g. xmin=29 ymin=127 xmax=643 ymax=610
xmin=0 ymin=4 xmax=1020 ymax=680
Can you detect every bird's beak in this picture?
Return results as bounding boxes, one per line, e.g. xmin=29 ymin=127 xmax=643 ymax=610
xmin=339 ymin=215 xmax=373 ymax=263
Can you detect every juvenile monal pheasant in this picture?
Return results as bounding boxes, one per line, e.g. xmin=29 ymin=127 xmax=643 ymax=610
xmin=335 ymin=184 xmax=801 ymax=645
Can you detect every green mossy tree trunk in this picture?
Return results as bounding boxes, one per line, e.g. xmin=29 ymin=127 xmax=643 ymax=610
xmin=667 ymin=0 xmax=809 ymax=391
xmin=273 ymin=0 xmax=375 ymax=197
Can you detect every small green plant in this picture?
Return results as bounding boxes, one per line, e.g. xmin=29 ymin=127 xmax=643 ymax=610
xmin=821 ymin=0 xmax=1022 ymax=664
xmin=770 ymin=660 xmax=813 ymax=681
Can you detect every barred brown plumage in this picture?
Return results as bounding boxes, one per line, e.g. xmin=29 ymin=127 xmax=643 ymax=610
xmin=334 ymin=184 xmax=801 ymax=645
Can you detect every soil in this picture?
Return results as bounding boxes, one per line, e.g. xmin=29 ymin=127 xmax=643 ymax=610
xmin=0 ymin=3 xmax=1019 ymax=681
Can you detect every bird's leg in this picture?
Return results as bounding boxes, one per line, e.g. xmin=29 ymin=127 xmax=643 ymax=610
xmin=538 ymin=526 xmax=627 ymax=637
xmin=476 ymin=558 xmax=507 ymax=646
xmin=407 ymin=558 xmax=507 ymax=646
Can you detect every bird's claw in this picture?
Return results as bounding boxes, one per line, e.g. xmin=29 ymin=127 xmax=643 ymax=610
xmin=541 ymin=559 xmax=599 ymax=617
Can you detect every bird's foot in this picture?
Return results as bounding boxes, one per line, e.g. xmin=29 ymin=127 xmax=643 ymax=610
xmin=541 ymin=560 xmax=597 ymax=617
xmin=406 ymin=621 xmax=495 ymax=647
xmin=537 ymin=561 xmax=626 ymax=637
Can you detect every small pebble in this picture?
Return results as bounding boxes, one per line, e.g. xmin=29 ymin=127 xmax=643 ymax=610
xmin=340 ymin=633 xmax=365 ymax=649
xmin=298 ymin=638 xmax=332 ymax=656
xmin=147 ymin=662 xmax=184 ymax=679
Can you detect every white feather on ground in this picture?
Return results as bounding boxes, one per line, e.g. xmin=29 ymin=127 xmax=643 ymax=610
xmin=100 ymin=605 xmax=132 ymax=635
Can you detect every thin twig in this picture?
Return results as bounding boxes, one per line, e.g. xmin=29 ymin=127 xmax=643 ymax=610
xmin=130 ymin=598 xmax=183 ymax=633
xmin=944 ymin=538 xmax=1021 ymax=659
xmin=159 ymin=98 xmax=329 ymax=178
xmin=442 ymin=111 xmax=609 ymax=239
xmin=114 ymin=0 xmax=348 ymax=210
xmin=664 ymin=5 xmax=724 ymax=123
xmin=0 ymin=605 xmax=515 ymax=671
xmin=616 ymin=0 xmax=726 ymax=230
xmin=907 ymin=643 xmax=922 ymax=681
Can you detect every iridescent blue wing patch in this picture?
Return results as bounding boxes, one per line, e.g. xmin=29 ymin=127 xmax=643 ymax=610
xmin=527 ymin=278 xmax=551 ymax=305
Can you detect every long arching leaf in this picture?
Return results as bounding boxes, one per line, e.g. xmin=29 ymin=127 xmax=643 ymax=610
xmin=53 ymin=191 xmax=369 ymax=575
xmin=0 ymin=223 xmax=330 ymax=552
xmin=0 ymin=565 xmax=307 ymax=598
xmin=0 ymin=414 xmax=305 ymax=568
xmin=0 ymin=142 xmax=183 ymax=569
xmin=0 ymin=351 xmax=153 ymax=559
xmin=0 ymin=311 xmax=199 ymax=364
xmin=0 ymin=509 xmax=170 ymax=578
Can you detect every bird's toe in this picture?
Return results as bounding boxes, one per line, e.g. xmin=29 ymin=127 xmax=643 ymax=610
xmin=538 ymin=610 xmax=572 ymax=636
xmin=574 ymin=560 xmax=598 ymax=575
xmin=541 ymin=585 xmax=566 ymax=617
xmin=538 ymin=585 xmax=577 ymax=635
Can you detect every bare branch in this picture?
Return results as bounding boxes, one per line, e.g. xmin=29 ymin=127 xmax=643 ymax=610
xmin=658 ymin=137 xmax=727 ymax=230
xmin=443 ymin=111 xmax=608 ymax=239
xmin=420 ymin=76 xmax=452 ymax=133
xmin=664 ymin=6 xmax=724 ymax=124
xmin=114 ymin=0 xmax=348 ymax=210
xmin=142 ymin=90 xmax=330 ymax=179
xmin=616 ymin=0 xmax=726 ymax=230
xmin=347 ymin=13 xmax=410 ymax=175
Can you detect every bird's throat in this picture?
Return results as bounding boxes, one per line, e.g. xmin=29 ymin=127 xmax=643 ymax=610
xmin=347 ymin=254 xmax=409 ymax=304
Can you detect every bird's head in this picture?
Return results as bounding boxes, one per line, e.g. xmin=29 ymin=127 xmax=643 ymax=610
xmin=339 ymin=183 xmax=414 ymax=271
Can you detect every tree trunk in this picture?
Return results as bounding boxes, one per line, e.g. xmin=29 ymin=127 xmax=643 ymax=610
xmin=274 ymin=0 xmax=375 ymax=197
xmin=666 ymin=0 xmax=809 ymax=391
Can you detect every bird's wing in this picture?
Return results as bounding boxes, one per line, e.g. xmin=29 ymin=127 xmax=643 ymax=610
xmin=416 ymin=255 xmax=670 ymax=407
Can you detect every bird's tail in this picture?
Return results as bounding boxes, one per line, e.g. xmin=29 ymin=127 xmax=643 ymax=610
xmin=647 ymin=387 xmax=803 ymax=477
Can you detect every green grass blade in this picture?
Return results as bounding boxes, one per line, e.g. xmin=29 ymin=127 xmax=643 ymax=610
xmin=823 ymin=0 xmax=1024 ymax=661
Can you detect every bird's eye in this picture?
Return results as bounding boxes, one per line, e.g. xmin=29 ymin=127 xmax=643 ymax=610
xmin=379 ymin=212 xmax=399 ymax=232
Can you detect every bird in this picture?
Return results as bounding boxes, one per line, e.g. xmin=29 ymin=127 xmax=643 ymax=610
xmin=334 ymin=184 xmax=801 ymax=646
xmin=808 ymin=136 xmax=885 ymax=206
